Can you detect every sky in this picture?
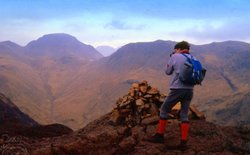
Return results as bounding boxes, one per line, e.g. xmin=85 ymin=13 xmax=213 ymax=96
xmin=1 ymin=0 xmax=250 ymax=48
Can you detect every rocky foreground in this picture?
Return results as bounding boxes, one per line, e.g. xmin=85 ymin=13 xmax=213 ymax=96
xmin=0 ymin=81 xmax=250 ymax=154
xmin=0 ymin=113 xmax=249 ymax=155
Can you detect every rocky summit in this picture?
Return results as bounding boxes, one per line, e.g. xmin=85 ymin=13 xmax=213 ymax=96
xmin=0 ymin=81 xmax=249 ymax=154
xmin=0 ymin=114 xmax=249 ymax=154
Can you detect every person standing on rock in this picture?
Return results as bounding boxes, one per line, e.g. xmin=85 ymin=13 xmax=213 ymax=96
xmin=148 ymin=41 xmax=195 ymax=151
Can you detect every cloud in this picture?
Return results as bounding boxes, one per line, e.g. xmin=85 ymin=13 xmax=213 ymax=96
xmin=1 ymin=0 xmax=250 ymax=47
xmin=104 ymin=20 xmax=145 ymax=30
xmin=177 ymin=19 xmax=250 ymax=42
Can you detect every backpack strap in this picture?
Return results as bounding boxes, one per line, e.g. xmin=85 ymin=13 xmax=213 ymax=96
xmin=181 ymin=53 xmax=193 ymax=63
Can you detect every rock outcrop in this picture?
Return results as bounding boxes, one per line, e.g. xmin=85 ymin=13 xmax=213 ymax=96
xmin=0 ymin=114 xmax=249 ymax=154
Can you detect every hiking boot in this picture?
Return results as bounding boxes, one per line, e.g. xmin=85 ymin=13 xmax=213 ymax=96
xmin=178 ymin=140 xmax=188 ymax=151
xmin=147 ymin=133 xmax=164 ymax=143
xmin=165 ymin=140 xmax=188 ymax=151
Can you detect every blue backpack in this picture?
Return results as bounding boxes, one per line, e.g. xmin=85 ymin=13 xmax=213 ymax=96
xmin=179 ymin=53 xmax=206 ymax=85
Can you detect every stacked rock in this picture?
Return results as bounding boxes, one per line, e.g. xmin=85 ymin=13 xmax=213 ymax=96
xmin=110 ymin=80 xmax=205 ymax=127
xmin=111 ymin=80 xmax=166 ymax=127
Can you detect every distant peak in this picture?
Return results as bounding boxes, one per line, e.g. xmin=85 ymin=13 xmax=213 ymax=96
xmin=39 ymin=33 xmax=78 ymax=41
xmin=26 ymin=33 xmax=82 ymax=47
xmin=42 ymin=33 xmax=75 ymax=38
xmin=96 ymin=45 xmax=115 ymax=49
xmin=0 ymin=40 xmax=21 ymax=47
xmin=96 ymin=45 xmax=116 ymax=57
xmin=1 ymin=40 xmax=14 ymax=44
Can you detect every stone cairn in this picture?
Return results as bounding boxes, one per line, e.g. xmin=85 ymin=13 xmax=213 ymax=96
xmin=111 ymin=80 xmax=165 ymax=127
xmin=110 ymin=80 xmax=205 ymax=128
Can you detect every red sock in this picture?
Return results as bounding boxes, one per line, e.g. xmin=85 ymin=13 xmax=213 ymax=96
xmin=157 ymin=119 xmax=167 ymax=134
xmin=181 ymin=122 xmax=189 ymax=141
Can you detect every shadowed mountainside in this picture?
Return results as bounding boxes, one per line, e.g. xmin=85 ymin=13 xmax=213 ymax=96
xmin=0 ymin=93 xmax=72 ymax=139
xmin=0 ymin=93 xmax=38 ymax=128
xmin=201 ymin=91 xmax=250 ymax=126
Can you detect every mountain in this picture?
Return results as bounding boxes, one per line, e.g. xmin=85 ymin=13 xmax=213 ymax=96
xmin=192 ymin=41 xmax=250 ymax=83
xmin=1 ymin=113 xmax=249 ymax=154
xmin=106 ymin=40 xmax=175 ymax=71
xmin=96 ymin=45 xmax=116 ymax=56
xmin=0 ymin=35 xmax=250 ymax=129
xmin=0 ymin=41 xmax=22 ymax=55
xmin=0 ymin=41 xmax=27 ymax=61
xmin=25 ymin=33 xmax=103 ymax=60
xmin=0 ymin=34 xmax=104 ymax=129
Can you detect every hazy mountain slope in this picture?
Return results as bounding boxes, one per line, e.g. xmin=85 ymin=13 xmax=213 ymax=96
xmin=0 ymin=34 xmax=104 ymax=128
xmin=106 ymin=40 xmax=176 ymax=71
xmin=193 ymin=41 xmax=250 ymax=84
xmin=49 ymin=59 xmax=112 ymax=129
xmin=23 ymin=34 xmax=103 ymax=127
xmin=24 ymin=34 xmax=104 ymax=121
xmin=201 ymin=91 xmax=250 ymax=126
xmin=0 ymin=42 xmax=52 ymax=124
xmin=107 ymin=40 xmax=250 ymax=88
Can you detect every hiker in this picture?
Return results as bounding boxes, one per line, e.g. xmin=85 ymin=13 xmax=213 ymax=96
xmin=148 ymin=41 xmax=197 ymax=151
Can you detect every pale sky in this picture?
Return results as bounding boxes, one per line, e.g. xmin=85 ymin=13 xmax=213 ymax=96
xmin=1 ymin=0 xmax=250 ymax=48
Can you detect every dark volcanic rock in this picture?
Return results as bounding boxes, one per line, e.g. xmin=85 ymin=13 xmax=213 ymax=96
xmin=22 ymin=124 xmax=73 ymax=138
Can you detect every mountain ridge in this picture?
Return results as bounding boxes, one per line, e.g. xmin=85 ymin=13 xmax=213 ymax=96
xmin=0 ymin=34 xmax=250 ymax=129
